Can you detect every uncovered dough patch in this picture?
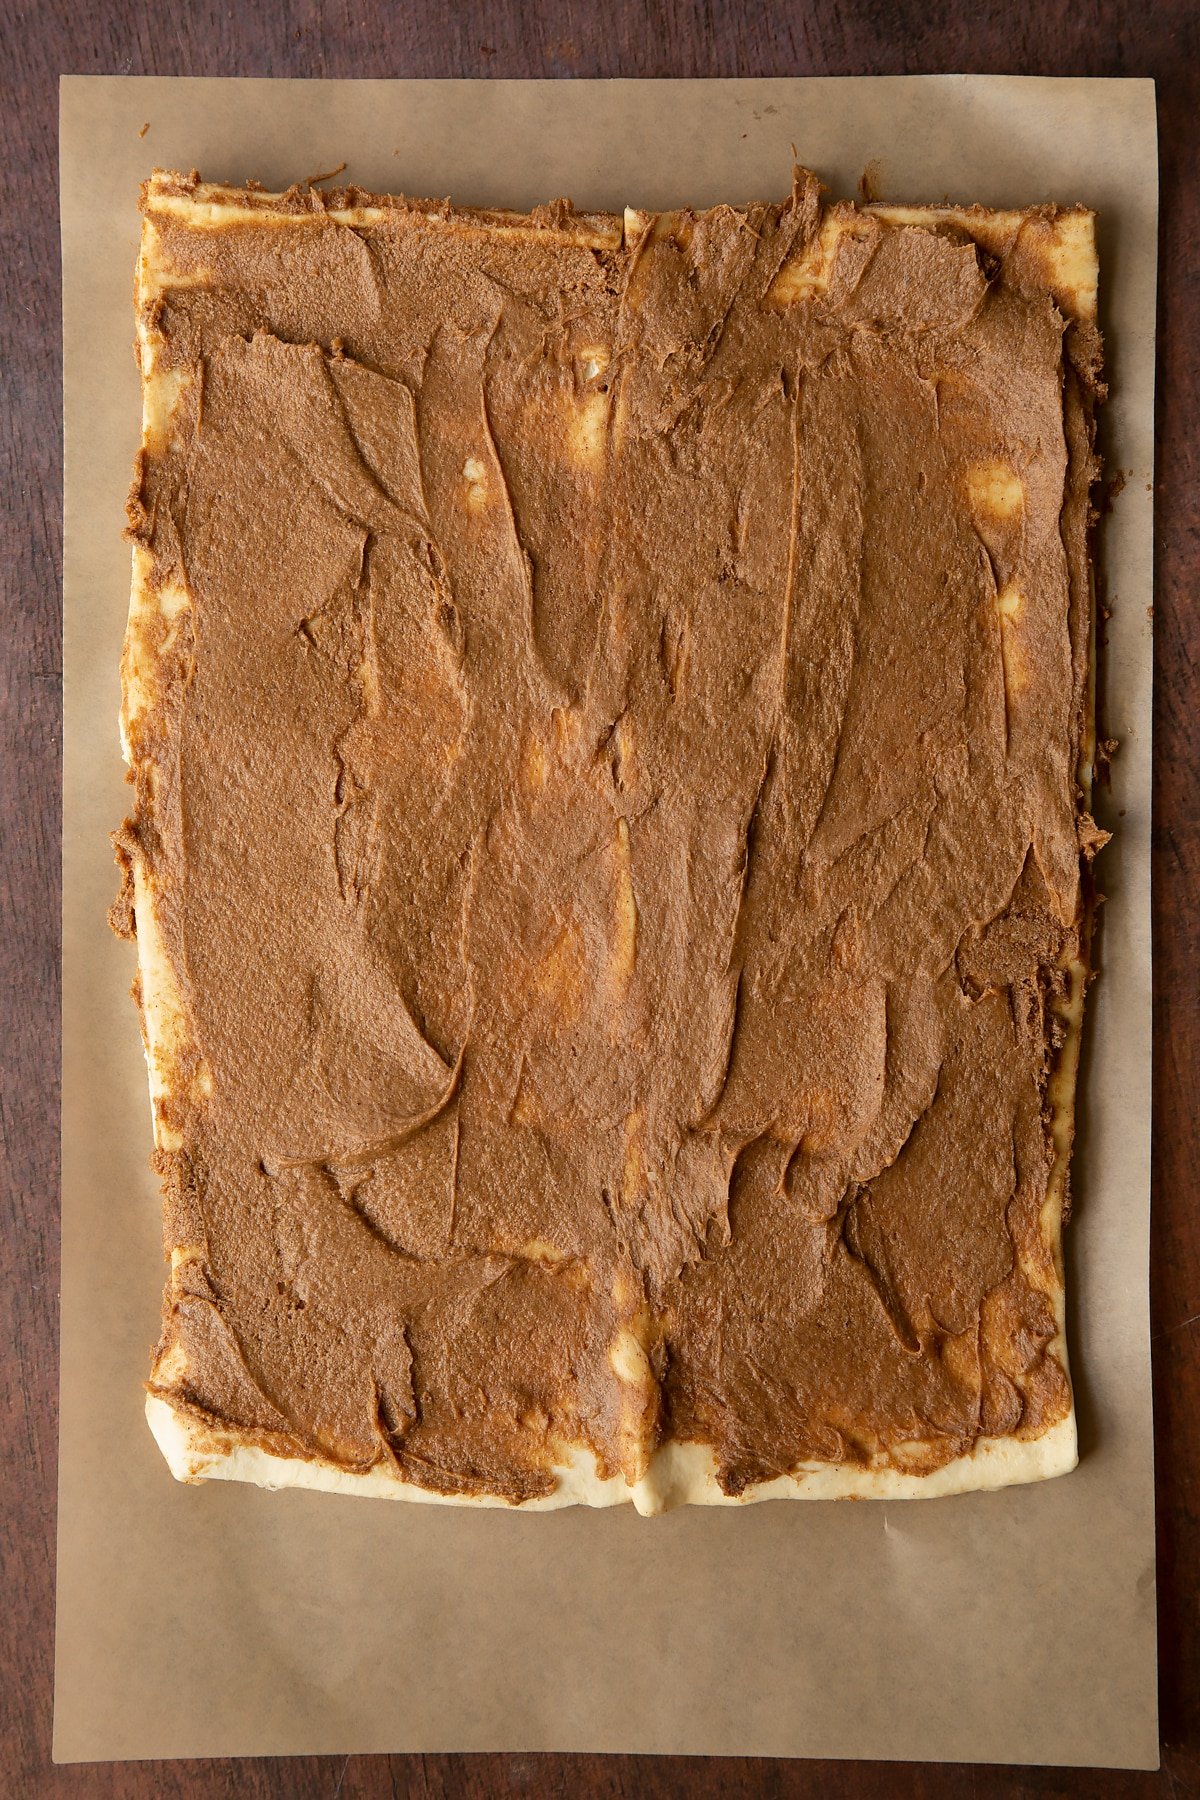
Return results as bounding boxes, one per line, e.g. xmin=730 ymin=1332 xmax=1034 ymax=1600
xmin=114 ymin=169 xmax=1104 ymax=1513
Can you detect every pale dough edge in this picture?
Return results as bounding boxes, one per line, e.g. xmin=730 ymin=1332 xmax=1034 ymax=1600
xmin=146 ymin=1392 xmax=1077 ymax=1517
xmin=127 ymin=183 xmax=1094 ymax=1511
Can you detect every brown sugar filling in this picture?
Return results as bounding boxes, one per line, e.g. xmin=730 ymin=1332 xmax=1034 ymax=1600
xmin=115 ymin=170 xmax=1103 ymax=1502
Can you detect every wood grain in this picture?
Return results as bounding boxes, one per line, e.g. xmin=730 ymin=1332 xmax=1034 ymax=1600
xmin=2 ymin=3 xmax=1196 ymax=1794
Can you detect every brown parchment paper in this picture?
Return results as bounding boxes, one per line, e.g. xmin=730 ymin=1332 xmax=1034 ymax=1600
xmin=56 ymin=75 xmax=1158 ymax=1768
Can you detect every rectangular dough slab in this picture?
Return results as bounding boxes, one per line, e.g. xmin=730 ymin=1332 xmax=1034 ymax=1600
xmin=118 ymin=171 xmax=1100 ymax=1514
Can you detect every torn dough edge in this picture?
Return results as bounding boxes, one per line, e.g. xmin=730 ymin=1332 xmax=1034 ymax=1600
xmin=125 ymin=180 xmax=1093 ymax=1512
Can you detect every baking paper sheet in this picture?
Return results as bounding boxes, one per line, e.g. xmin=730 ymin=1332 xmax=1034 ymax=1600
xmin=56 ymin=75 xmax=1158 ymax=1768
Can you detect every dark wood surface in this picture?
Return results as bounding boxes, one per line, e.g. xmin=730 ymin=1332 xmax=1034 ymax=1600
xmin=4 ymin=2 xmax=1197 ymax=1794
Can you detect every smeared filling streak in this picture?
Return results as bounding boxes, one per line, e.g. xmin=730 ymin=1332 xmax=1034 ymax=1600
xmin=116 ymin=171 xmax=1103 ymax=1501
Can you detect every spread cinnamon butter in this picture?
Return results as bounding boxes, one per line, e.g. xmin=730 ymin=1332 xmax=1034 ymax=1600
xmin=115 ymin=170 xmax=1102 ymax=1503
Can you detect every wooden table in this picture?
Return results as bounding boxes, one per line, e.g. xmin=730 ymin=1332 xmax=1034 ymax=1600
xmin=5 ymin=4 xmax=1196 ymax=1794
